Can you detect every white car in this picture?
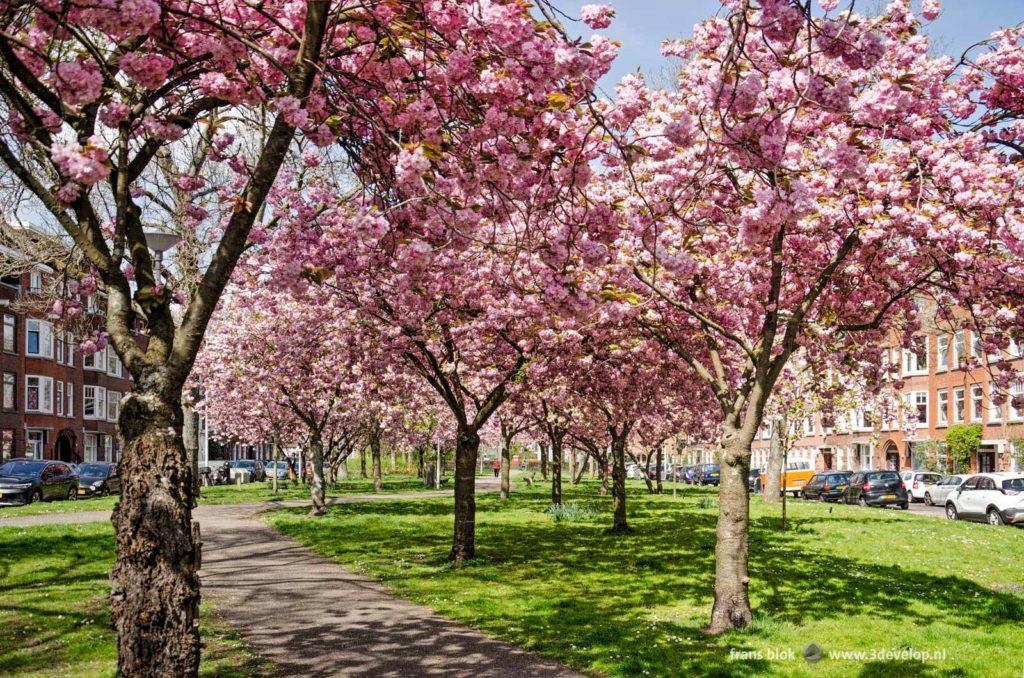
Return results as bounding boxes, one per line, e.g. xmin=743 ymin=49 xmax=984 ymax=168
xmin=900 ymin=471 xmax=943 ymax=503
xmin=923 ymin=474 xmax=969 ymax=507
xmin=945 ymin=473 xmax=1024 ymax=526
xmin=625 ymin=463 xmax=641 ymax=480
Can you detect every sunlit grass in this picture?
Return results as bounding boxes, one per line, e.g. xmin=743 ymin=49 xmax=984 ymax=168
xmin=268 ymin=481 xmax=1024 ymax=677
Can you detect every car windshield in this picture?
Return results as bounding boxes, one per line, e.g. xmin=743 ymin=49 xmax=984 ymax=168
xmin=0 ymin=461 xmax=45 ymax=477
xmin=1002 ymin=478 xmax=1024 ymax=491
xmin=869 ymin=472 xmax=899 ymax=482
xmin=78 ymin=464 xmax=108 ymax=476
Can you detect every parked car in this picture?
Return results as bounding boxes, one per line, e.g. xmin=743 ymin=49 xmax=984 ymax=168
xmin=683 ymin=466 xmax=697 ymax=484
xmin=760 ymin=461 xmax=817 ymax=497
xmin=945 ymin=473 xmax=1024 ymax=526
xmin=900 ymin=470 xmax=944 ymax=503
xmin=923 ymin=474 xmax=969 ymax=506
xmin=0 ymin=459 xmax=79 ymax=505
xmin=801 ymin=471 xmax=853 ymax=502
xmin=749 ymin=468 xmax=763 ymax=493
xmin=227 ymin=459 xmax=266 ymax=482
xmin=697 ymin=463 xmax=721 ymax=486
xmin=842 ymin=470 xmax=908 ymax=509
xmin=76 ymin=462 xmax=121 ymax=498
xmin=264 ymin=460 xmax=291 ymax=481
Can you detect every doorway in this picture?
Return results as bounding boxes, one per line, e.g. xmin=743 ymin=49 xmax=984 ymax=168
xmin=978 ymin=450 xmax=996 ymax=473
xmin=55 ymin=430 xmax=77 ymax=463
xmin=885 ymin=443 xmax=900 ymax=471
xmin=820 ymin=450 xmax=833 ymax=470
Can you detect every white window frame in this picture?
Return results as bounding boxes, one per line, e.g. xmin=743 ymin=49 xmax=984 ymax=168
xmin=971 ymin=384 xmax=984 ymax=423
xmin=106 ymin=351 xmax=122 ymax=378
xmin=907 ymin=391 xmax=928 ymax=427
xmin=83 ymin=346 xmax=105 ymax=371
xmin=991 ymin=383 xmax=1003 ymax=422
xmin=25 ymin=319 xmax=53 ymax=359
xmin=25 ymin=375 xmax=53 ymax=413
xmin=937 ymin=389 xmax=949 ymax=426
xmin=28 ymin=270 xmax=43 ymax=293
xmin=953 ymin=331 xmax=966 ymax=367
xmin=56 ymin=381 xmax=64 ymax=417
xmin=26 ymin=430 xmax=44 ymax=458
xmin=104 ymin=436 xmax=113 ymax=462
xmin=83 ymin=384 xmax=106 ymax=420
xmin=953 ymin=387 xmax=966 ymax=423
xmin=1011 ymin=382 xmax=1024 ymax=421
xmin=65 ymin=382 xmax=73 ymax=417
xmin=937 ymin=336 xmax=949 ymax=372
xmin=972 ymin=332 xmax=986 ymax=365
xmin=106 ymin=390 xmax=121 ymax=422
xmin=2 ymin=314 xmax=14 ymax=353
xmin=84 ymin=433 xmax=98 ymax=463
xmin=901 ymin=337 xmax=929 ymax=376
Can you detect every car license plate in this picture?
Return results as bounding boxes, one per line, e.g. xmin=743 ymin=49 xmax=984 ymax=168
xmin=77 ymin=489 xmax=87 ymax=494
xmin=883 ymin=494 xmax=896 ymax=500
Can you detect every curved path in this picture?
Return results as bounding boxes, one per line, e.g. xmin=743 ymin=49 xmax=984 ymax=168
xmin=3 ymin=478 xmax=583 ymax=677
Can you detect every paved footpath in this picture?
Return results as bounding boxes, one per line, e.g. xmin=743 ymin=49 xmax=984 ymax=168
xmin=3 ymin=479 xmax=583 ymax=678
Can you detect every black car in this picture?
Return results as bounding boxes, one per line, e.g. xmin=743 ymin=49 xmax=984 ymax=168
xmin=76 ymin=462 xmax=121 ymax=498
xmin=0 ymin=459 xmax=79 ymax=505
xmin=697 ymin=463 xmax=721 ymax=486
xmin=842 ymin=470 xmax=908 ymax=509
xmin=801 ymin=471 xmax=852 ymax=502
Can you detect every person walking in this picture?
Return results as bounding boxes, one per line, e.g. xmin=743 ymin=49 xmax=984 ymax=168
xmin=492 ymin=458 xmax=500 ymax=478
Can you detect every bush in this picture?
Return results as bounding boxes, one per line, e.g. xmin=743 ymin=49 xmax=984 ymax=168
xmin=696 ymin=495 xmax=718 ymax=510
xmin=946 ymin=423 xmax=982 ymax=473
xmin=547 ymin=501 xmax=600 ymax=522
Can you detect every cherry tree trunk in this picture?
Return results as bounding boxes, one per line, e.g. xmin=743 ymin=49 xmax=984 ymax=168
xmin=110 ymin=387 xmax=200 ymax=677
xmin=500 ymin=440 xmax=511 ymax=500
xmin=450 ymin=428 xmax=479 ymax=564
xmin=569 ymin=449 xmax=577 ymax=486
xmin=435 ymin=443 xmax=443 ymax=490
xmin=610 ymin=435 xmax=628 ymax=531
xmin=272 ymin=431 xmax=280 ymax=495
xmin=598 ymin=451 xmax=609 ymax=495
xmin=655 ymin=446 xmax=663 ymax=494
xmin=370 ymin=431 xmax=383 ymax=492
xmin=762 ymin=420 xmax=784 ymax=503
xmin=298 ymin=447 xmax=307 ymax=485
xmin=540 ymin=443 xmax=548 ymax=480
xmin=551 ymin=439 xmax=562 ymax=507
xmin=359 ymin=448 xmax=367 ymax=478
xmin=708 ymin=429 xmax=754 ymax=633
xmin=309 ymin=436 xmax=326 ymax=516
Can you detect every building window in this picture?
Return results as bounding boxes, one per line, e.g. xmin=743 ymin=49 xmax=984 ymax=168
xmin=83 ymin=346 xmax=105 ymax=371
xmin=971 ymin=385 xmax=984 ymax=423
xmin=56 ymin=381 xmax=64 ymax=416
xmin=65 ymin=383 xmax=73 ymax=417
xmin=104 ymin=436 xmax=113 ymax=462
xmin=902 ymin=337 xmax=928 ymax=376
xmin=107 ymin=351 xmax=122 ymax=378
xmin=2 ymin=372 xmax=14 ymax=410
xmin=26 ymin=430 xmax=44 ymax=458
xmin=953 ymin=387 xmax=966 ymax=423
xmin=25 ymin=375 xmax=53 ymax=413
xmin=1011 ymin=382 xmax=1024 ymax=421
xmin=84 ymin=433 xmax=98 ymax=463
xmin=937 ymin=389 xmax=949 ymax=426
xmin=25 ymin=319 xmax=53 ymax=359
xmin=906 ymin=391 xmax=928 ymax=427
xmin=28 ymin=270 xmax=43 ymax=293
xmin=972 ymin=332 xmax=986 ymax=365
xmin=106 ymin=391 xmax=121 ymax=422
xmin=83 ymin=385 xmax=106 ymax=419
xmin=991 ymin=383 xmax=1003 ymax=422
xmin=953 ymin=331 xmax=966 ymax=367
xmin=2 ymin=314 xmax=14 ymax=353
xmin=937 ymin=335 xmax=949 ymax=372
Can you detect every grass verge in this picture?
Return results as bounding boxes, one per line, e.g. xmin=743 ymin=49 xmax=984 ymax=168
xmin=267 ymin=481 xmax=1024 ymax=677
xmin=0 ymin=521 xmax=274 ymax=677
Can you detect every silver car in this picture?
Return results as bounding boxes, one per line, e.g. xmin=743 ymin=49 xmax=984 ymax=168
xmin=924 ymin=474 xmax=969 ymax=506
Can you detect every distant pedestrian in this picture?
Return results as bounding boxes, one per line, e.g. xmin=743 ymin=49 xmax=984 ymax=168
xmin=492 ymin=458 xmax=500 ymax=478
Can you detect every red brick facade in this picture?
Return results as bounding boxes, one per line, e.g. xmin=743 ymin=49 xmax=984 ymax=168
xmin=0 ymin=266 xmax=134 ymax=464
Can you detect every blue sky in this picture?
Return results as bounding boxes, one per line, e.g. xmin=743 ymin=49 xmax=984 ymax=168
xmin=577 ymin=0 xmax=1024 ymax=93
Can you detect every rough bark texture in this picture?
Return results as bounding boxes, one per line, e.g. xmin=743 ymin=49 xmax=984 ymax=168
xmin=762 ymin=420 xmax=784 ymax=503
xmin=182 ymin=403 xmax=200 ymax=496
xmin=435 ymin=443 xmax=443 ymax=490
xmin=450 ymin=428 xmax=479 ymax=564
xmin=370 ymin=430 xmax=383 ymax=492
xmin=359 ymin=448 xmax=367 ymax=478
xmin=610 ymin=434 xmax=628 ymax=532
xmin=337 ymin=452 xmax=350 ymax=479
xmin=708 ymin=429 xmax=754 ymax=633
xmin=309 ymin=436 xmax=326 ymax=516
xmin=500 ymin=439 xmax=511 ymax=500
xmin=299 ymin=447 xmax=307 ymax=485
xmin=272 ymin=430 xmax=280 ymax=495
xmin=655 ymin=446 xmax=664 ymax=494
xmin=540 ymin=443 xmax=548 ymax=480
xmin=110 ymin=387 xmax=200 ymax=677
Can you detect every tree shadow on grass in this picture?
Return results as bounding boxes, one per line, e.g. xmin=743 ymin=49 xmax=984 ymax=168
xmin=270 ymin=485 xmax=1024 ymax=677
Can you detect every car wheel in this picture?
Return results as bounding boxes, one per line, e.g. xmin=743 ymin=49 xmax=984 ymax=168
xmin=899 ymin=502 xmax=908 ymax=510
xmin=987 ymin=508 xmax=1005 ymax=526
xmin=946 ymin=503 xmax=959 ymax=521
xmin=31 ymin=489 xmax=42 ymax=504
xmin=67 ymin=486 xmax=77 ymax=501
xmin=99 ymin=487 xmax=108 ymax=497
xmin=924 ymin=493 xmax=932 ymax=507
xmin=819 ymin=493 xmax=826 ymax=502
xmin=858 ymin=496 xmax=868 ymax=508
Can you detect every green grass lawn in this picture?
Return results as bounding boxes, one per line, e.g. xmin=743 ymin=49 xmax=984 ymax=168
xmin=0 ymin=473 xmax=435 ymax=517
xmin=0 ymin=522 xmax=273 ymax=677
xmin=267 ymin=482 xmax=1024 ymax=677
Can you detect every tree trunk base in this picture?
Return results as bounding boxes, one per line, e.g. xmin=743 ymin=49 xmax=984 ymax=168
xmin=706 ymin=597 xmax=753 ymax=633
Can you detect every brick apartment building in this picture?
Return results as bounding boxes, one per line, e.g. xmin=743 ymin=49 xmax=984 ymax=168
xmin=748 ymin=328 xmax=1024 ymax=475
xmin=0 ymin=250 xmax=134 ymax=464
